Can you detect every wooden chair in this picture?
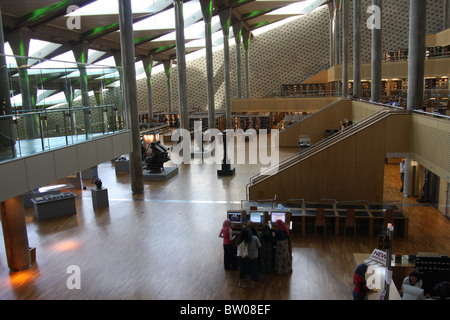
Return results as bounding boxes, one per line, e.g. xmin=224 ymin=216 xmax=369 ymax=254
xmin=344 ymin=208 xmax=356 ymax=236
xmin=383 ymin=209 xmax=395 ymax=229
xmin=315 ymin=208 xmax=326 ymax=236
xmin=250 ymin=206 xmax=257 ymax=210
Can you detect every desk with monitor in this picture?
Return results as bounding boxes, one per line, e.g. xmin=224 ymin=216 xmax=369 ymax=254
xmin=263 ymin=201 xmax=409 ymax=237
xmin=227 ymin=209 xmax=293 ymax=258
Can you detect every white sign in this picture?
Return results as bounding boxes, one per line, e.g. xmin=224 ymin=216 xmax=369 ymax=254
xmin=370 ymin=249 xmax=387 ymax=265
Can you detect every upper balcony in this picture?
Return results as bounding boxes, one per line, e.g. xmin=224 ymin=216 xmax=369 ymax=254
xmin=0 ymin=53 xmax=132 ymax=203
xmin=0 ymin=53 xmax=127 ymax=162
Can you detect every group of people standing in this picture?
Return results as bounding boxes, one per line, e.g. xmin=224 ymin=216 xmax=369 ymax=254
xmin=219 ymin=219 xmax=292 ymax=289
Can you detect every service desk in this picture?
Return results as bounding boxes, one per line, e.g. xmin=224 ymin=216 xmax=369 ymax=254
xmin=354 ymin=253 xmax=402 ymax=300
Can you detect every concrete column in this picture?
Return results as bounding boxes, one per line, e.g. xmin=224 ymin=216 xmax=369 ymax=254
xmin=174 ymin=0 xmax=189 ymax=130
xmin=73 ymin=42 xmax=92 ymax=138
xmin=371 ymin=0 xmax=382 ymax=102
xmin=232 ymin=22 xmax=243 ymax=98
xmin=342 ymin=0 xmax=349 ymax=97
xmin=1 ymin=196 xmax=31 ymax=272
xmin=404 ymin=0 xmax=427 ymax=198
xmin=333 ymin=1 xmax=341 ymax=95
xmin=353 ymin=0 xmax=362 ymax=98
xmin=219 ymin=8 xmax=232 ymax=129
xmin=445 ymin=0 xmax=450 ymax=30
xmin=7 ymin=28 xmax=38 ymax=139
xmin=328 ymin=1 xmax=335 ymax=67
xmin=142 ymin=56 xmax=154 ymax=124
xmin=200 ymin=0 xmax=216 ymax=129
xmin=242 ymin=29 xmax=251 ymax=98
xmin=163 ymin=59 xmax=173 ymax=113
xmin=62 ymin=82 xmax=76 ymax=136
xmin=118 ymin=0 xmax=144 ymax=194
xmin=407 ymin=0 xmax=427 ymax=112
xmin=0 ymin=7 xmax=15 ymax=157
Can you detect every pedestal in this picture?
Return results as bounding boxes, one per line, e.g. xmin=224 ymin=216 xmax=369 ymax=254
xmin=115 ymin=159 xmax=130 ymax=173
xmin=143 ymin=166 xmax=178 ymax=181
xmin=31 ymin=192 xmax=77 ymax=220
xmin=91 ymin=187 xmax=109 ymax=209
xmin=218 ymin=163 xmax=235 ymax=176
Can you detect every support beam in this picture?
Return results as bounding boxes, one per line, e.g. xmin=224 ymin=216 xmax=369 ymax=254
xmin=142 ymin=56 xmax=154 ymax=125
xmin=219 ymin=8 xmax=232 ymax=129
xmin=174 ymin=0 xmax=189 ymax=130
xmin=353 ymin=0 xmax=362 ymax=98
xmin=342 ymin=0 xmax=349 ymax=97
xmin=242 ymin=29 xmax=251 ymax=99
xmin=7 ymin=28 xmax=38 ymax=139
xmin=445 ymin=0 xmax=450 ymax=30
xmin=371 ymin=0 xmax=382 ymax=102
xmin=404 ymin=0 xmax=427 ymax=198
xmin=232 ymin=22 xmax=243 ymax=98
xmin=200 ymin=0 xmax=216 ymax=129
xmin=0 ymin=7 xmax=15 ymax=158
xmin=1 ymin=196 xmax=31 ymax=272
xmin=164 ymin=59 xmax=173 ymax=113
xmin=73 ymin=42 xmax=92 ymax=139
xmin=328 ymin=1 xmax=335 ymax=67
xmin=118 ymin=0 xmax=144 ymax=194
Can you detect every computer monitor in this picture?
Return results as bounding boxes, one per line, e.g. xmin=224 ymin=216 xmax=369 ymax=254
xmin=271 ymin=211 xmax=287 ymax=224
xmin=227 ymin=211 xmax=243 ymax=225
xmin=249 ymin=211 xmax=265 ymax=225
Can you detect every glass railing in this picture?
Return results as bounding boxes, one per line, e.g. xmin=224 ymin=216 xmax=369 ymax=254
xmin=0 ymin=53 xmax=125 ymax=162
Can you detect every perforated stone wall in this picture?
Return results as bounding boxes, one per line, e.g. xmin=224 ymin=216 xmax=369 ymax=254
xmin=136 ymin=0 xmax=444 ymax=114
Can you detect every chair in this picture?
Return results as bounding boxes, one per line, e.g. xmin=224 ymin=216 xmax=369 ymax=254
xmin=383 ymin=209 xmax=395 ymax=229
xmin=315 ymin=208 xmax=326 ymax=236
xmin=250 ymin=206 xmax=258 ymax=210
xmin=344 ymin=208 xmax=356 ymax=236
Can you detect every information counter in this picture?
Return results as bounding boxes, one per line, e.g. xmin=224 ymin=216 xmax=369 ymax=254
xmin=354 ymin=253 xmax=402 ymax=300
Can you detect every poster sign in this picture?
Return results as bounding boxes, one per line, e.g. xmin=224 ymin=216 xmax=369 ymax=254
xmin=370 ymin=249 xmax=387 ymax=265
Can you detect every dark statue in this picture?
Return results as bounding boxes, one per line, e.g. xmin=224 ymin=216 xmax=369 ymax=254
xmin=144 ymin=141 xmax=170 ymax=173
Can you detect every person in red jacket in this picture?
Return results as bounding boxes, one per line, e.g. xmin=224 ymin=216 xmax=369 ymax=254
xmin=353 ymin=263 xmax=370 ymax=300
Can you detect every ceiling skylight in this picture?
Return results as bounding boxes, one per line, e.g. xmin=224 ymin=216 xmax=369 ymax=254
xmin=66 ymin=0 xmax=172 ymax=16
xmin=266 ymin=0 xmax=325 ymax=15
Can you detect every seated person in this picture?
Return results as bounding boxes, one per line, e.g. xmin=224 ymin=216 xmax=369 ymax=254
xmin=400 ymin=271 xmax=423 ymax=296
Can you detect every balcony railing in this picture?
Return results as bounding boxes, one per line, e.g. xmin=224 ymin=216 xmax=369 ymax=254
xmin=0 ymin=53 xmax=125 ymax=162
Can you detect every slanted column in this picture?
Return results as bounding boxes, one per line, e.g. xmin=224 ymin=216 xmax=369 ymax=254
xmin=174 ymin=0 xmax=189 ymax=130
xmin=342 ymin=0 xmax=349 ymax=97
xmin=163 ymin=59 xmax=173 ymax=113
xmin=242 ymin=29 xmax=251 ymax=98
xmin=404 ymin=0 xmax=427 ymax=198
xmin=0 ymin=7 xmax=15 ymax=158
xmin=232 ymin=22 xmax=243 ymax=98
xmin=353 ymin=0 xmax=362 ymax=98
xmin=118 ymin=0 xmax=144 ymax=194
xmin=200 ymin=0 xmax=216 ymax=129
xmin=333 ymin=0 xmax=341 ymax=95
xmin=73 ymin=42 xmax=92 ymax=138
xmin=1 ymin=196 xmax=32 ymax=272
xmin=142 ymin=56 xmax=154 ymax=125
xmin=7 ymin=28 xmax=37 ymax=139
xmin=445 ymin=0 xmax=450 ymax=30
xmin=219 ymin=8 xmax=232 ymax=129
xmin=62 ymin=82 xmax=76 ymax=136
xmin=371 ymin=0 xmax=382 ymax=102
xmin=328 ymin=1 xmax=335 ymax=67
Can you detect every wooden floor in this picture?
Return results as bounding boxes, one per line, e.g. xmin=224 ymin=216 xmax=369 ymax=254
xmin=0 ymin=146 xmax=449 ymax=300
